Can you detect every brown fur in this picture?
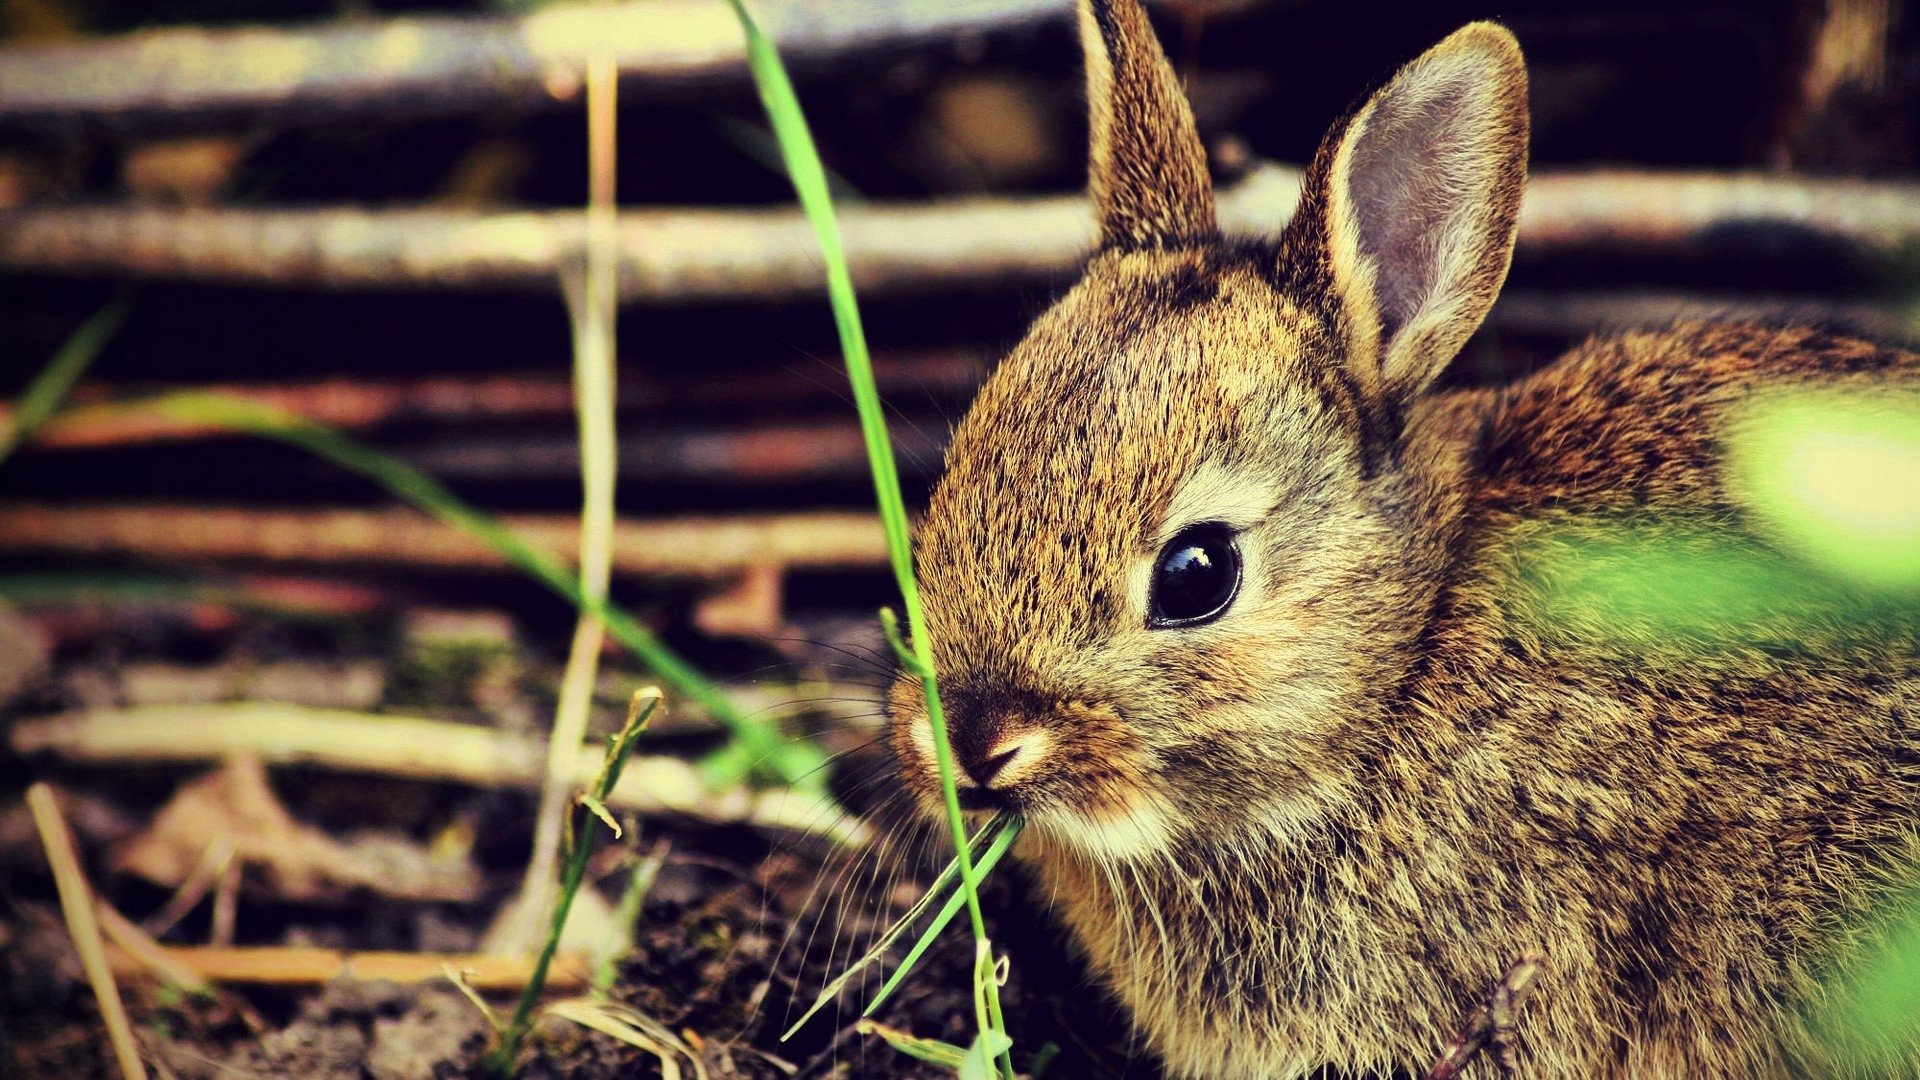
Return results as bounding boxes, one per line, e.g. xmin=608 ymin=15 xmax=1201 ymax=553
xmin=887 ymin=4 xmax=1920 ymax=1077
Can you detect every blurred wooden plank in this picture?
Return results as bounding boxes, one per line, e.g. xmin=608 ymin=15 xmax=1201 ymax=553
xmin=0 ymin=352 xmax=983 ymax=453
xmin=0 ymin=504 xmax=888 ymax=577
xmin=1 ymin=167 xmax=1915 ymax=298
xmin=1489 ymin=289 xmax=1911 ymax=344
xmin=11 ymin=704 xmax=871 ymax=844
xmin=0 ymin=0 xmax=1074 ymax=131
xmin=0 ymin=294 xmax=1900 ymax=474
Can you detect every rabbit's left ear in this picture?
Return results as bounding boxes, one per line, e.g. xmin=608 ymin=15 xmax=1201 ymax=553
xmin=1284 ymin=23 xmax=1529 ymax=405
xmin=1080 ymin=0 xmax=1217 ymax=250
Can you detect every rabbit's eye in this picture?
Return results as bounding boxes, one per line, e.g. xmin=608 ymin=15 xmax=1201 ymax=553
xmin=1148 ymin=523 xmax=1241 ymax=628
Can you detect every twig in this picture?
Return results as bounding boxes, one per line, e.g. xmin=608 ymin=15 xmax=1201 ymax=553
xmin=142 ymin=393 xmax=812 ymax=787
xmin=93 ymin=900 xmax=213 ymax=995
xmin=0 ymin=504 xmax=888 ymax=579
xmin=25 ymin=783 xmax=148 ymax=1080
xmin=1422 ymin=951 xmax=1547 ymax=1080
xmin=139 ymin=837 xmax=233 ymax=939
xmin=2 ymin=169 xmax=1915 ymax=298
xmin=10 ymin=704 xmax=870 ymax=845
xmin=33 ymin=409 xmax=948 ymax=487
xmin=103 ymin=944 xmax=589 ymax=989
xmin=209 ymin=858 xmax=239 ymax=948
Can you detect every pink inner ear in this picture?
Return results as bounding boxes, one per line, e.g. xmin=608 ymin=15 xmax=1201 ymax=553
xmin=1346 ymin=81 xmax=1475 ymax=346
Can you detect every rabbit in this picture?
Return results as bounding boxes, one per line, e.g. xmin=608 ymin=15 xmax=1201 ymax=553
xmin=884 ymin=0 xmax=1920 ymax=1077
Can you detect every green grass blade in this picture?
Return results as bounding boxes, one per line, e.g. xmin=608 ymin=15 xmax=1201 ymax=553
xmin=710 ymin=113 xmax=865 ymax=202
xmin=854 ymin=1020 xmax=968 ymax=1070
xmin=128 ymin=391 xmax=819 ymax=788
xmin=960 ymin=1028 xmax=1015 ymax=1080
xmin=862 ymin=814 xmax=1022 ymax=1019
xmin=489 ymin=689 xmax=662 ymax=1074
xmin=596 ymin=841 xmax=667 ymax=995
xmin=0 ymin=292 xmax=134 ymax=467
xmin=722 ymin=3 xmax=1012 ymax=1072
xmin=781 ymin=814 xmax=1008 ymax=1040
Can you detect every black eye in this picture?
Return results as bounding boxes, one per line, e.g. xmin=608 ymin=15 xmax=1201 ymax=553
xmin=1148 ymin=524 xmax=1242 ymax=628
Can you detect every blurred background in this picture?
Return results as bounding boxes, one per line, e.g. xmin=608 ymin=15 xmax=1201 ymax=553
xmin=0 ymin=0 xmax=1915 ymax=1076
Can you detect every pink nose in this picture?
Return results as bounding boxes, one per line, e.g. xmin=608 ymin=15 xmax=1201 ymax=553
xmin=961 ymin=743 xmax=1022 ymax=788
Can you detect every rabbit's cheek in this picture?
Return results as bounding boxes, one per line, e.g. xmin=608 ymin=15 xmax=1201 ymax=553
xmin=1035 ymin=699 xmax=1154 ymax=811
xmin=1038 ymin=797 xmax=1180 ymax=863
xmin=884 ymin=679 xmax=953 ymax=817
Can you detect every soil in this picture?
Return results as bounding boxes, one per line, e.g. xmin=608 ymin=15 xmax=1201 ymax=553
xmin=0 ymin=600 xmax=1160 ymax=1079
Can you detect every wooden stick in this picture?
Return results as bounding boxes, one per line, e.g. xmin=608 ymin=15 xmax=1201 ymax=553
xmin=1 ymin=168 xmax=1913 ymax=299
xmin=0 ymin=504 xmax=887 ymax=579
xmin=4 ymin=284 xmax=1907 ymax=486
xmin=103 ymin=943 xmax=589 ymax=990
xmin=1489 ymin=289 xmax=1910 ymax=343
xmin=10 ymin=703 xmax=870 ymax=845
xmin=39 ymin=412 xmax=945 ymax=487
xmin=2 ymin=290 xmax=1907 ymax=484
xmin=0 ymin=0 xmax=1070 ymax=131
xmin=25 ymin=784 xmax=149 ymax=1080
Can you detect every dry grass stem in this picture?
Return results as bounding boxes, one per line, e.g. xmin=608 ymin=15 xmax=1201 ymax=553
xmin=139 ymin=836 xmax=233 ymax=939
xmin=103 ymin=944 xmax=589 ymax=989
xmin=94 ymin=900 xmax=212 ymax=995
xmin=545 ymin=999 xmax=707 ymax=1080
xmin=26 ymin=783 xmax=149 ymax=1080
xmin=507 ymin=21 xmax=624 ymax=955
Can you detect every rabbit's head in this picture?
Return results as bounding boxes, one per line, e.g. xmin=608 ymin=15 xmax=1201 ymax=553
xmin=890 ymin=0 xmax=1529 ymax=862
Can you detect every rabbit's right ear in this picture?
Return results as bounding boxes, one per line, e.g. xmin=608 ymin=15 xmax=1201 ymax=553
xmin=1282 ymin=23 xmax=1529 ymax=413
xmin=1080 ymin=0 xmax=1217 ymax=251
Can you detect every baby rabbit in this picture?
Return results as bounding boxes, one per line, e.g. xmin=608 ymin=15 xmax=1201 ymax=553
xmin=886 ymin=1 xmax=1920 ymax=1077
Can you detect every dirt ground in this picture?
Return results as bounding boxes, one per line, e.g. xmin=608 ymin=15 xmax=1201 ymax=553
xmin=0 ymin=600 xmax=1158 ymax=1079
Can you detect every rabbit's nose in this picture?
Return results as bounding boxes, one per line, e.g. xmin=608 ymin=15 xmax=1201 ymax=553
xmin=959 ymin=731 xmax=1043 ymax=790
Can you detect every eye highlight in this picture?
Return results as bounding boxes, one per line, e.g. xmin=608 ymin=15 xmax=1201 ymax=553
xmin=1148 ymin=523 xmax=1242 ymax=628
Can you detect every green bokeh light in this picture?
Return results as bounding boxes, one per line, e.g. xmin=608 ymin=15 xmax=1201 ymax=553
xmin=1729 ymin=385 xmax=1920 ymax=592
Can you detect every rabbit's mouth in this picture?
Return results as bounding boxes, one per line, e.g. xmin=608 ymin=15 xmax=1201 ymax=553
xmin=956 ymin=785 xmax=1017 ymax=813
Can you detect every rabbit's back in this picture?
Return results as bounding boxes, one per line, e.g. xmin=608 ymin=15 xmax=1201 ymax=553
xmin=1455 ymin=322 xmax=1914 ymax=517
xmin=1396 ymin=320 xmax=1920 ymax=1076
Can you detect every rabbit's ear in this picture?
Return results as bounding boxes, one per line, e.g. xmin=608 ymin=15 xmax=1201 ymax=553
xmin=1080 ymin=0 xmax=1217 ymax=250
xmin=1285 ymin=23 xmax=1528 ymax=405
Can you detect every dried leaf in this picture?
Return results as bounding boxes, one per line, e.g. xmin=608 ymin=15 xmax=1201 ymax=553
xmin=112 ymin=756 xmax=476 ymax=905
